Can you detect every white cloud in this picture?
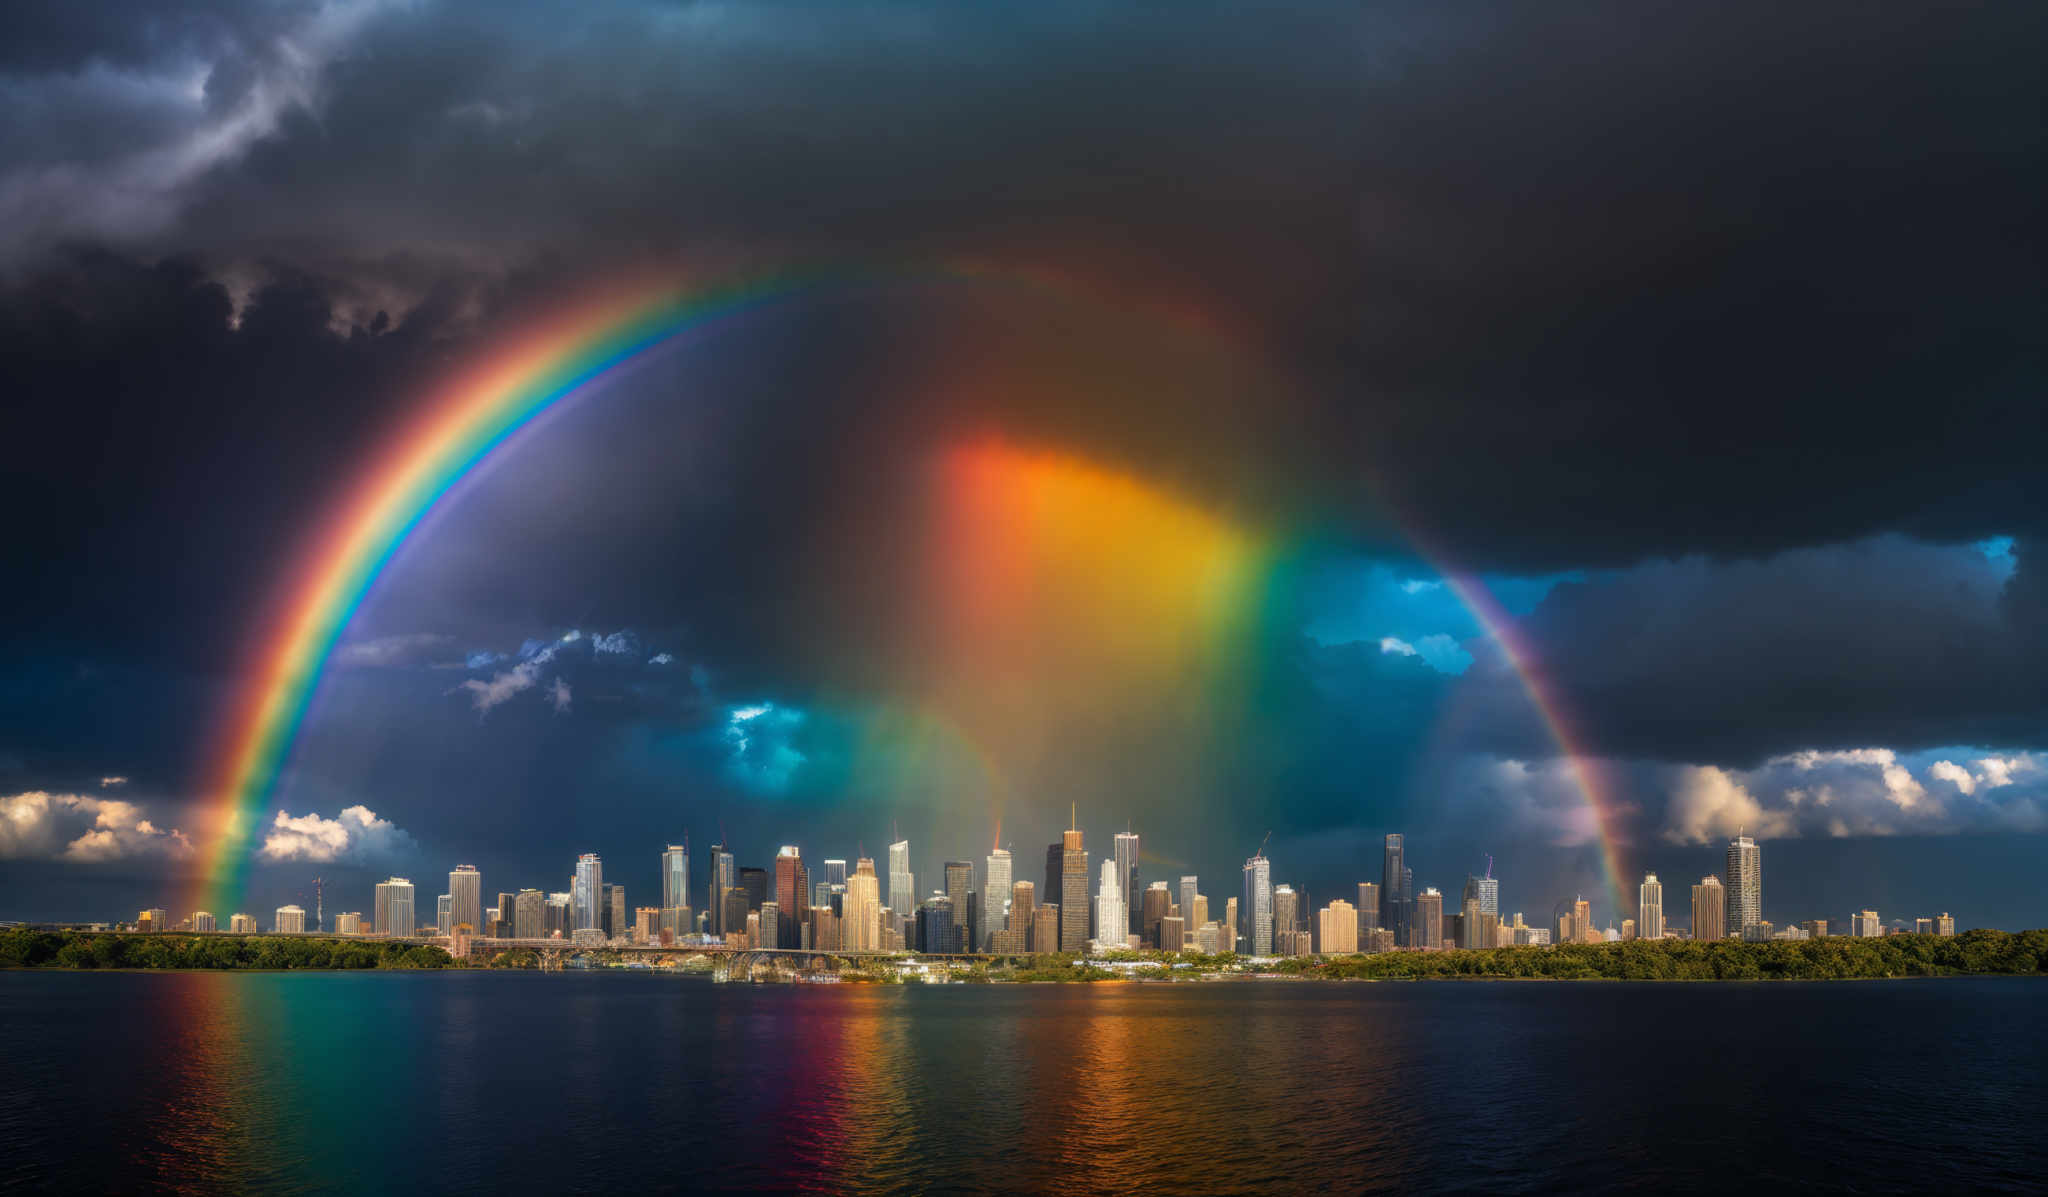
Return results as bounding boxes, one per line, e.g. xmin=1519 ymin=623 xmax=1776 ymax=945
xmin=0 ymin=791 xmax=194 ymax=861
xmin=333 ymin=632 xmax=452 ymax=667
xmin=258 ymin=804 xmax=415 ymax=863
xmin=1662 ymin=766 xmax=1794 ymax=844
xmin=548 ymin=676 xmax=573 ymax=713
xmin=453 ymin=661 xmax=546 ymax=712
xmin=1379 ymin=636 xmax=1417 ymax=656
xmin=648 ymin=652 xmax=676 ymax=666
xmin=100 ymin=776 xmax=128 ymax=788
xmin=592 ymin=631 xmax=638 ymax=656
xmin=1929 ymin=760 xmax=1976 ymax=795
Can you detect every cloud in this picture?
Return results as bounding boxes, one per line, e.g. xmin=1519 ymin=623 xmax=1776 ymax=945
xmin=1662 ymin=766 xmax=1795 ymax=845
xmin=648 ymin=652 xmax=675 ymax=666
xmin=548 ymin=676 xmax=572 ymax=713
xmin=0 ymin=791 xmax=194 ymax=861
xmin=1929 ymin=760 xmax=1976 ymax=795
xmin=1379 ymin=636 xmax=1417 ymax=656
xmin=723 ymin=702 xmax=808 ymax=792
xmin=452 ymin=661 xmax=546 ymax=713
xmin=591 ymin=630 xmax=637 ymax=656
xmin=333 ymin=631 xmax=452 ymax=667
xmin=257 ymin=803 xmax=415 ymax=863
xmin=99 ymin=776 xmax=126 ymax=787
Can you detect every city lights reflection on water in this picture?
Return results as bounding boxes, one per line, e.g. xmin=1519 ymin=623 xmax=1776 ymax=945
xmin=2 ymin=971 xmax=2042 ymax=1194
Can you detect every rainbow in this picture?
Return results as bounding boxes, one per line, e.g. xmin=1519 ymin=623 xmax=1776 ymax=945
xmin=190 ymin=262 xmax=1630 ymax=917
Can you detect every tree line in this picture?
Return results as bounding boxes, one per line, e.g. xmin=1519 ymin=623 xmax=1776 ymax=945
xmin=0 ymin=931 xmax=454 ymax=971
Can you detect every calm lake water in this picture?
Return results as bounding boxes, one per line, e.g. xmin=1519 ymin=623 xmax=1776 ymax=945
xmin=1 ymin=971 xmax=2041 ymax=1194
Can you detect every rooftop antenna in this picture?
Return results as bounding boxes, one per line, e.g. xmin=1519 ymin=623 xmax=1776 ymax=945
xmin=1070 ymin=802 xmax=1076 ymax=832
xmin=1485 ymin=854 xmax=1493 ymax=881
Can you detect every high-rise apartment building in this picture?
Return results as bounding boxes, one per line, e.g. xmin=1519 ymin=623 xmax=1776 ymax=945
xmin=1242 ymin=853 xmax=1273 ymax=955
xmin=1113 ymin=831 xmax=1140 ymax=938
xmin=229 ymin=913 xmax=256 ymax=934
xmin=1934 ymin=913 xmax=1954 ymax=936
xmin=545 ymin=893 xmax=570 ymax=937
xmin=1572 ymin=897 xmax=1594 ymax=944
xmin=1272 ymin=884 xmax=1298 ymax=942
xmin=1691 ymin=875 xmax=1726 ymax=940
xmin=1179 ymin=876 xmax=1199 ymax=929
xmin=1032 ymin=902 xmax=1060 ymax=956
xmin=1638 ymin=873 xmax=1664 ymax=940
xmin=1141 ymin=882 xmax=1172 ymax=948
xmin=1047 ymin=818 xmax=1088 ymax=952
xmin=275 ymin=904 xmax=306 ymax=933
xmin=1414 ymin=888 xmax=1443 ymax=949
xmin=845 ymin=857 xmax=882 ymax=951
xmin=1160 ymin=914 xmax=1185 ymax=953
xmin=662 ymin=843 xmax=690 ymax=935
xmin=436 ymin=893 xmax=453 ymax=936
xmin=333 ymin=912 xmax=360 ymax=935
xmin=944 ymin=860 xmax=974 ymax=947
xmin=572 ymin=854 xmax=603 ymax=933
xmin=1223 ymin=897 xmax=1238 ymax=953
xmin=192 ymin=911 xmax=216 ymax=933
xmin=1462 ymin=871 xmax=1499 ymax=919
xmin=374 ymin=877 xmax=414 ymax=936
xmin=448 ymin=865 xmax=482 ymax=936
xmin=1851 ymin=909 xmax=1882 ymax=937
xmin=1725 ymin=836 xmax=1762 ymax=936
xmin=1319 ymin=900 xmax=1358 ymax=954
xmin=983 ymin=848 xmax=1012 ymax=950
xmin=1095 ymin=859 xmax=1127 ymax=949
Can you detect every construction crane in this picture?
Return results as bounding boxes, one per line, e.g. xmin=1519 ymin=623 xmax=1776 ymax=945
xmin=1255 ymin=830 xmax=1271 ymax=860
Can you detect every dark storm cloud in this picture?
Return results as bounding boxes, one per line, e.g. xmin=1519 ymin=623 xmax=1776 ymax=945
xmin=2 ymin=1 xmax=2045 ymax=918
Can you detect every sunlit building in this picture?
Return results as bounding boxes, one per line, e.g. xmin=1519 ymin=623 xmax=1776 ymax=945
xmin=514 ymin=889 xmax=544 ymax=939
xmin=1414 ymin=888 xmax=1443 ymax=949
xmin=1049 ymin=819 xmax=1089 ymax=952
xmin=1009 ymin=879 xmax=1036 ymax=950
xmin=572 ymin=854 xmax=603 ymax=934
xmin=1094 ymin=859 xmax=1127 ymax=950
xmin=275 ymin=904 xmax=306 ymax=934
xmin=888 ymin=839 xmax=915 ymax=940
xmin=707 ymin=842 xmax=735 ymax=936
xmin=1242 ymin=853 xmax=1273 ymax=955
xmin=982 ymin=848 xmax=1012 ymax=950
xmin=448 ymin=865 xmax=482 ymax=941
xmin=1141 ymin=882 xmax=1173 ymax=947
xmin=1319 ymin=899 xmax=1358 ymax=954
xmin=1272 ymin=884 xmax=1298 ymax=944
xmin=775 ymin=846 xmax=810 ymax=950
xmin=1638 ymin=873 xmax=1664 ymax=940
xmin=1851 ymin=909 xmax=1882 ymax=937
xmin=138 ymin=908 xmax=167 ymax=932
xmin=1935 ymin=913 xmax=1955 ymax=936
xmin=1032 ymin=903 xmax=1060 ymax=956
xmin=1725 ymin=836 xmax=1762 ymax=937
xmin=1692 ymin=876 xmax=1725 ymax=940
xmin=1160 ymin=914 xmax=1185 ymax=954
xmin=1114 ymin=830 xmax=1140 ymax=939
xmin=844 ymin=857 xmax=882 ymax=951
xmin=1356 ymin=881 xmax=1380 ymax=939
xmin=229 ymin=913 xmax=256 ymax=934
xmin=373 ymin=878 xmax=414 ymax=936
xmin=436 ymin=893 xmax=453 ymax=936
xmin=334 ymin=912 xmax=360 ymax=935
xmin=545 ymin=893 xmax=570 ymax=938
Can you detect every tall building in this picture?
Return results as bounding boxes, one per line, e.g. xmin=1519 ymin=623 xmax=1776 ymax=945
xmin=436 ymin=893 xmax=453 ymax=936
xmin=1242 ymin=852 xmax=1273 ymax=955
xmin=275 ymin=904 xmax=306 ymax=933
xmin=1095 ymin=858 xmax=1127 ymax=949
xmin=1935 ymin=913 xmax=1955 ymax=936
xmin=776 ymin=846 xmax=810 ymax=949
xmin=1179 ymin=876 xmax=1199 ymax=929
xmin=1160 ymin=914 xmax=1185 ymax=953
xmin=1189 ymin=893 xmax=1209 ymax=931
xmin=740 ymin=867 xmax=768 ymax=912
xmin=1356 ymin=882 xmax=1381 ymax=944
xmin=1113 ymin=830 xmax=1141 ymax=938
xmin=1572 ymin=897 xmax=1594 ymax=944
xmin=1031 ymin=903 xmax=1060 ymax=956
xmin=511 ymin=889 xmax=543 ymax=939
xmin=1223 ymin=896 xmax=1238 ymax=953
xmin=374 ymin=877 xmax=414 ymax=936
xmin=229 ymin=913 xmax=256 ymax=934
xmin=1414 ymin=888 xmax=1443 ymax=949
xmin=944 ymin=860 xmax=974 ymax=947
xmin=192 ymin=911 xmax=216 ymax=933
xmin=845 ymin=857 xmax=882 ymax=951
xmin=333 ymin=912 xmax=359 ymax=935
xmin=572 ymin=854 xmax=603 ymax=933
xmin=1141 ymin=882 xmax=1173 ymax=948
xmin=1691 ymin=875 xmax=1726 ymax=940
xmin=1851 ymin=909 xmax=1882 ymax=937
xmin=1008 ymin=880 xmax=1035 ymax=949
xmin=888 ymin=839 xmax=915 ymax=935
xmin=1272 ymin=885 xmax=1298 ymax=942
xmin=1382 ymin=834 xmax=1409 ymax=947
xmin=1048 ymin=817 xmax=1089 ymax=952
xmin=448 ymin=865 xmax=482 ymax=937
xmin=1462 ymin=870 xmax=1499 ymax=919
xmin=1725 ymin=835 xmax=1762 ymax=936
xmin=662 ymin=843 xmax=690 ymax=936
xmin=983 ymin=848 xmax=1012 ymax=950
xmin=1638 ymin=873 xmax=1665 ymax=940
xmin=609 ymin=885 xmax=628 ymax=942
xmin=760 ymin=901 xmax=781 ymax=951
xmin=707 ymin=842 xmax=735 ymax=936
xmin=1319 ymin=900 xmax=1358 ymax=954
xmin=918 ymin=895 xmax=959 ymax=953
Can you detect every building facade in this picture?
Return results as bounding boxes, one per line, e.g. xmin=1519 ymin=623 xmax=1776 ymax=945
xmin=275 ymin=904 xmax=306 ymax=934
xmin=1638 ymin=873 xmax=1665 ymax=940
xmin=1691 ymin=876 xmax=1726 ymax=941
xmin=1242 ymin=853 xmax=1273 ymax=955
xmin=1725 ymin=836 xmax=1762 ymax=936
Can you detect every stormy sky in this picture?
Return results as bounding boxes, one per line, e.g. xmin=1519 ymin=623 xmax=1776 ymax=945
xmin=3 ymin=1 xmax=2043 ymax=930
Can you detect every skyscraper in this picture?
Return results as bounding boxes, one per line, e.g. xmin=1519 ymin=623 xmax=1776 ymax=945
xmin=1011 ymin=880 xmax=1037 ymax=950
xmin=944 ymin=860 xmax=974 ymax=946
xmin=708 ymin=842 xmax=735 ymax=936
xmin=1272 ymin=884 xmax=1298 ymax=941
xmin=845 ymin=857 xmax=882 ymax=951
xmin=1382 ymin=834 xmax=1409 ymax=948
xmin=1242 ymin=852 xmax=1273 ymax=955
xmin=436 ymin=893 xmax=453 ymax=936
xmin=449 ymin=865 xmax=482 ymax=936
xmin=740 ymin=867 xmax=768 ymax=912
xmin=1095 ymin=858 xmax=1127 ymax=949
xmin=1935 ymin=913 xmax=1955 ymax=936
xmin=1223 ymin=896 xmax=1238 ymax=954
xmin=192 ymin=911 xmax=216 ymax=933
xmin=662 ymin=843 xmax=690 ymax=935
xmin=572 ymin=854 xmax=603 ymax=933
xmin=374 ymin=877 xmax=415 ymax=936
xmin=823 ymin=858 xmax=848 ymax=889
xmin=918 ymin=894 xmax=959 ymax=954
xmin=1179 ymin=876 xmax=1199 ymax=928
xmin=1638 ymin=873 xmax=1665 ymax=940
xmin=275 ymin=904 xmax=306 ymax=933
xmin=888 ymin=839 xmax=914 ymax=933
xmin=1692 ymin=875 xmax=1726 ymax=940
xmin=1032 ymin=902 xmax=1060 ymax=956
xmin=1572 ymin=897 xmax=1593 ymax=945
xmin=1415 ymin=887 xmax=1443 ymax=950
xmin=1356 ymin=881 xmax=1380 ymax=941
xmin=1141 ymin=882 xmax=1172 ymax=948
xmin=1114 ymin=830 xmax=1140 ymax=937
xmin=776 ymin=846 xmax=810 ymax=949
xmin=1048 ymin=815 xmax=1089 ymax=952
xmin=1851 ymin=909 xmax=1881 ymax=937
xmin=1461 ymin=870 xmax=1498 ymax=919
xmin=1725 ymin=835 xmax=1762 ymax=936
xmin=983 ymin=848 xmax=1012 ymax=950
xmin=609 ymin=884 xmax=627 ymax=942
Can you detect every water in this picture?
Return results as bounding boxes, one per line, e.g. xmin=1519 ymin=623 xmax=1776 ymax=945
xmin=1 ymin=972 xmax=2041 ymax=1194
